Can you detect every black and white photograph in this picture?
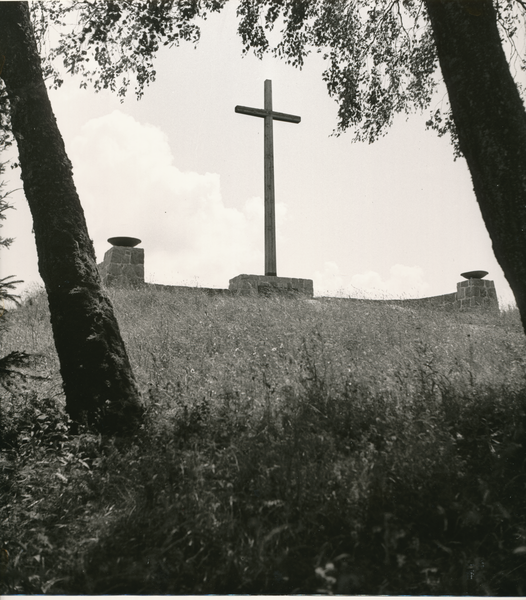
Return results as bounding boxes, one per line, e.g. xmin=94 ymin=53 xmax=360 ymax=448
xmin=1 ymin=0 xmax=525 ymax=594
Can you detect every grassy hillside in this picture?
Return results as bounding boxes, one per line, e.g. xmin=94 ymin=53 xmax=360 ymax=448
xmin=1 ymin=286 xmax=526 ymax=594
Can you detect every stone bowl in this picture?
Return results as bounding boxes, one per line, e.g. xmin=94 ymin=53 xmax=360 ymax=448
xmin=108 ymin=236 xmax=142 ymax=248
xmin=461 ymin=270 xmax=488 ymax=280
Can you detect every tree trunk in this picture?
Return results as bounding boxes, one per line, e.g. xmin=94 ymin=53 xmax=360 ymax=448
xmin=425 ymin=0 xmax=526 ymax=328
xmin=0 ymin=2 xmax=143 ymax=434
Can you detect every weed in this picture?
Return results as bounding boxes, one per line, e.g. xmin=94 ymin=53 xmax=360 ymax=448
xmin=1 ymin=288 xmax=526 ymax=593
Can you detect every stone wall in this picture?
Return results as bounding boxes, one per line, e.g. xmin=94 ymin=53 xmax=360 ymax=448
xmin=147 ymin=283 xmax=229 ymax=296
xmin=98 ymin=246 xmax=144 ymax=287
xmin=376 ymin=292 xmax=459 ymax=309
xmin=384 ymin=278 xmax=498 ymax=310
xmin=97 ymin=242 xmax=499 ymax=312
xmin=318 ymin=278 xmax=499 ymax=311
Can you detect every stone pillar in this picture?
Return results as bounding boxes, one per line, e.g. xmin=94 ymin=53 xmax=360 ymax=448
xmin=456 ymin=270 xmax=498 ymax=310
xmin=99 ymin=237 xmax=144 ymax=287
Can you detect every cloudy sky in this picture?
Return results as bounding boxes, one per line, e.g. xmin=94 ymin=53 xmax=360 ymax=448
xmin=0 ymin=4 xmax=520 ymax=306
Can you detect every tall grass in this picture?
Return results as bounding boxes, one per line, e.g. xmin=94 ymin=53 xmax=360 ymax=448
xmin=1 ymin=286 xmax=526 ymax=594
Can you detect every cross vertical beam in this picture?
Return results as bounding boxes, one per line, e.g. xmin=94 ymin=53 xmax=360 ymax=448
xmin=263 ymin=80 xmax=276 ymax=277
xmin=235 ymin=80 xmax=301 ymax=276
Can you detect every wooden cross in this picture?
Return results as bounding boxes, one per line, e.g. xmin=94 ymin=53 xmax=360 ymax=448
xmin=235 ymin=80 xmax=301 ymax=277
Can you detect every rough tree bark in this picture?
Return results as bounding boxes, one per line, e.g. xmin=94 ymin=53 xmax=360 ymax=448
xmin=0 ymin=2 xmax=143 ymax=434
xmin=425 ymin=0 xmax=526 ymax=328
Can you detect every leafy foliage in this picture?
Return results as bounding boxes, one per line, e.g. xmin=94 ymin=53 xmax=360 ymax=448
xmin=31 ymin=0 xmax=228 ymax=99
xmin=235 ymin=0 xmax=526 ymax=146
xmin=0 ymin=150 xmax=22 ymax=331
xmin=1 ymin=287 xmax=526 ymax=594
xmin=0 ymin=276 xmax=22 ymax=306
xmin=238 ymin=0 xmax=439 ymax=143
xmin=0 ymin=150 xmax=15 ymax=252
xmin=0 ymin=81 xmax=22 ymax=306
xmin=31 ymin=0 xmax=526 ymax=147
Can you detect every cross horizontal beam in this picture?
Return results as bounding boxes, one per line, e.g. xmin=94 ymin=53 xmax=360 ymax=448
xmin=235 ymin=105 xmax=301 ymax=124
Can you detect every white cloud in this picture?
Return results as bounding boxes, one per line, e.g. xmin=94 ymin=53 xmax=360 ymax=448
xmin=314 ymin=262 xmax=431 ymax=299
xmin=313 ymin=261 xmax=345 ymax=296
xmin=69 ymin=110 xmax=283 ymax=287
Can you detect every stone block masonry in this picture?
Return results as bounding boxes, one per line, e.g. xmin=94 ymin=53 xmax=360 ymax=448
xmin=98 ymin=246 xmax=145 ymax=287
xmin=229 ymin=274 xmax=314 ymax=297
xmin=457 ymin=278 xmax=498 ymax=309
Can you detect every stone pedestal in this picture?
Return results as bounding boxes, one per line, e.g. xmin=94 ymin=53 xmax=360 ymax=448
xmin=229 ymin=274 xmax=313 ymax=297
xmin=456 ymin=277 xmax=498 ymax=309
xmin=99 ymin=245 xmax=144 ymax=287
